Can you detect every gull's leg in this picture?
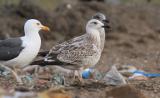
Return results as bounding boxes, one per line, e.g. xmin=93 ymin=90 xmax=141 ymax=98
xmin=12 ymin=70 xmax=23 ymax=84
xmin=73 ymin=70 xmax=84 ymax=83
xmin=23 ymin=65 xmax=39 ymax=73
xmin=33 ymin=65 xmax=40 ymax=84
xmin=13 ymin=66 xmax=24 ymax=84
xmin=23 ymin=65 xmax=42 ymax=88
xmin=0 ymin=64 xmax=22 ymax=84
xmin=73 ymin=68 xmax=84 ymax=83
xmin=23 ymin=65 xmax=40 ymax=79
xmin=23 ymin=65 xmax=40 ymax=82
xmin=73 ymin=70 xmax=79 ymax=81
xmin=77 ymin=67 xmax=84 ymax=83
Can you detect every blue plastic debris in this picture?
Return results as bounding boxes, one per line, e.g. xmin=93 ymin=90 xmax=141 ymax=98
xmin=82 ymin=68 xmax=104 ymax=80
xmin=132 ymin=70 xmax=160 ymax=78
xmin=82 ymin=68 xmax=92 ymax=79
xmin=120 ymin=65 xmax=160 ymax=78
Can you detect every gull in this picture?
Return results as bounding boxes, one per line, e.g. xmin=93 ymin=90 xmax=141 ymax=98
xmin=0 ymin=19 xmax=50 ymax=83
xmin=44 ymin=13 xmax=110 ymax=65
xmin=36 ymin=12 xmax=110 ymax=57
xmin=38 ymin=18 xmax=108 ymax=81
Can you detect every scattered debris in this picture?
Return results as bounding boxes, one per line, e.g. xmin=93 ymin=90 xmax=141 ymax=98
xmin=129 ymin=74 xmax=148 ymax=81
xmin=119 ymin=65 xmax=160 ymax=80
xmin=102 ymin=66 xmax=126 ymax=86
xmin=52 ymin=73 xmax=66 ymax=86
xmin=82 ymin=68 xmax=93 ymax=79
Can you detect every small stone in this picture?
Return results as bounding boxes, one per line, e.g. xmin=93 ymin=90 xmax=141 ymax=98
xmin=106 ymin=85 xmax=148 ymax=98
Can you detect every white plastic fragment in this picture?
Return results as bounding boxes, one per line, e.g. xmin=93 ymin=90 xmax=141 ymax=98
xmin=102 ymin=66 xmax=126 ymax=86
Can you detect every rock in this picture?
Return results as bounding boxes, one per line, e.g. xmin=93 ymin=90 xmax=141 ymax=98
xmin=106 ymin=85 xmax=148 ymax=98
xmin=38 ymin=89 xmax=72 ymax=98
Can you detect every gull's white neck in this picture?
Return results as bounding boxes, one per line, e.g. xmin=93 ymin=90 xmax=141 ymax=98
xmin=24 ymin=28 xmax=38 ymax=37
xmin=99 ymin=28 xmax=105 ymax=51
xmin=22 ymin=30 xmax=41 ymax=46
xmin=86 ymin=28 xmax=101 ymax=48
xmin=19 ymin=30 xmax=41 ymax=66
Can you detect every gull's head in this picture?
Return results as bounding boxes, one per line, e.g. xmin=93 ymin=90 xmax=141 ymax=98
xmin=86 ymin=19 xmax=105 ymax=31
xmin=92 ymin=12 xmax=106 ymax=21
xmin=24 ymin=19 xmax=50 ymax=35
xmin=92 ymin=12 xmax=109 ymax=25
xmin=92 ymin=13 xmax=111 ymax=31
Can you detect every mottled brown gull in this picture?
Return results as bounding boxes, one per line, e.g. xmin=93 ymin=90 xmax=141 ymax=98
xmin=41 ymin=19 xmax=107 ymax=81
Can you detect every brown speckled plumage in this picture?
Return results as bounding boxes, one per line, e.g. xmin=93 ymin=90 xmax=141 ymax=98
xmin=45 ymin=18 xmax=106 ymax=70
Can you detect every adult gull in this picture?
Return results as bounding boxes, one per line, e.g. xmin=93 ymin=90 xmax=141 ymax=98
xmin=0 ymin=19 xmax=50 ymax=83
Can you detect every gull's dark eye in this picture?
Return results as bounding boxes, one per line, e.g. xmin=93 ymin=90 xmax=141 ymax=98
xmin=36 ymin=23 xmax=40 ymax=25
xmin=92 ymin=22 xmax=97 ymax=25
xmin=93 ymin=16 xmax=100 ymax=20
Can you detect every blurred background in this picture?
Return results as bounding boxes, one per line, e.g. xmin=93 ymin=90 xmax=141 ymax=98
xmin=0 ymin=0 xmax=160 ymax=71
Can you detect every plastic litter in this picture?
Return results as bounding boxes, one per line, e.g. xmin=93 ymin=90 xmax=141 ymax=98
xmin=82 ymin=68 xmax=93 ymax=79
xmin=132 ymin=70 xmax=160 ymax=78
xmin=119 ymin=65 xmax=160 ymax=80
xmin=52 ymin=73 xmax=65 ymax=85
xmin=121 ymin=65 xmax=160 ymax=77
xmin=82 ymin=68 xmax=103 ymax=80
xmin=82 ymin=66 xmax=126 ymax=85
xmin=102 ymin=66 xmax=127 ymax=85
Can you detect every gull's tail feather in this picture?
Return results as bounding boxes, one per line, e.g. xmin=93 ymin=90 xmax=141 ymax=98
xmin=31 ymin=49 xmax=66 ymax=66
xmin=37 ymin=50 xmax=49 ymax=57
xmin=31 ymin=56 xmax=73 ymax=67
xmin=31 ymin=59 xmax=64 ymax=66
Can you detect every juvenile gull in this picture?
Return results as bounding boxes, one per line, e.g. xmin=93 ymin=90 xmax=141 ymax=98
xmin=0 ymin=19 xmax=50 ymax=83
xmin=35 ymin=19 xmax=107 ymax=81
xmin=51 ymin=13 xmax=110 ymax=53
xmin=36 ymin=13 xmax=110 ymax=57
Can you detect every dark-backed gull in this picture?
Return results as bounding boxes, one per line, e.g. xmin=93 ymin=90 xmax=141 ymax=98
xmin=0 ymin=19 xmax=50 ymax=83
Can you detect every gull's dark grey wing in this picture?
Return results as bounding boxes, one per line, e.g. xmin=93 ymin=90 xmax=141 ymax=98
xmin=0 ymin=38 xmax=24 ymax=61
